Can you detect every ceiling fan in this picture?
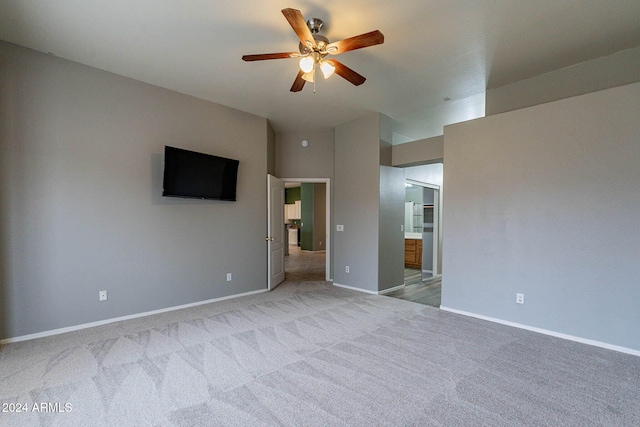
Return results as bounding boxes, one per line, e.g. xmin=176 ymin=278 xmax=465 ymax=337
xmin=242 ymin=8 xmax=384 ymax=92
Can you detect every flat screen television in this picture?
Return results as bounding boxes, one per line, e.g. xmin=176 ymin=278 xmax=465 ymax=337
xmin=162 ymin=146 xmax=239 ymax=201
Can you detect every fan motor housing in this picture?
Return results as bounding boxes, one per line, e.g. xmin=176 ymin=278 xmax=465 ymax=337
xmin=298 ymin=18 xmax=329 ymax=54
xmin=299 ymin=34 xmax=329 ymax=55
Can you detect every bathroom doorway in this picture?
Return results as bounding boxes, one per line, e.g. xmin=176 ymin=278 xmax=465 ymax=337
xmin=392 ymin=179 xmax=441 ymax=307
xmin=404 ymin=179 xmax=440 ymax=280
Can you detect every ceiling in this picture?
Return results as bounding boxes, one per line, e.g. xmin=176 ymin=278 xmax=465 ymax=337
xmin=2 ymin=1 xmax=640 ymax=142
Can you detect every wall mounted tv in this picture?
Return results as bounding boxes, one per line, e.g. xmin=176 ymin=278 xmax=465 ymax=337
xmin=162 ymin=146 xmax=239 ymax=201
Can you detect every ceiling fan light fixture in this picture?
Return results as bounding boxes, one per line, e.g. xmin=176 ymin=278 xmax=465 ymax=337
xmin=299 ymin=56 xmax=314 ymax=73
xmin=243 ymin=8 xmax=384 ymax=92
xmin=320 ymin=60 xmax=335 ymax=79
xmin=301 ymin=70 xmax=315 ymax=83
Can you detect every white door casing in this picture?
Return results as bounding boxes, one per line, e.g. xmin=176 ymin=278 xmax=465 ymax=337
xmin=281 ymin=178 xmax=331 ymax=281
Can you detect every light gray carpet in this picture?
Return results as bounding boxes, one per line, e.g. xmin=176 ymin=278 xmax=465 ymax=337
xmin=1 ymin=281 xmax=639 ymax=426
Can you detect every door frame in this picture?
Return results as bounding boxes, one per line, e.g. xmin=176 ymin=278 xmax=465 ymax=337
xmin=406 ymin=179 xmax=441 ymax=277
xmin=282 ymin=177 xmax=331 ymax=281
xmin=267 ymin=175 xmax=285 ymax=290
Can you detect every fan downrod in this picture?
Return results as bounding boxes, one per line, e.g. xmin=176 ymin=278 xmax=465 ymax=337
xmin=298 ymin=18 xmax=329 ymax=55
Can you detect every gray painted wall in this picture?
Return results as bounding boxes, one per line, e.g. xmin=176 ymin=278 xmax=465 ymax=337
xmin=378 ymin=166 xmax=405 ymax=291
xmin=275 ymin=130 xmax=334 ymax=278
xmin=266 ymin=122 xmax=276 ymax=176
xmin=392 ymin=135 xmax=444 ymax=167
xmin=379 ymin=114 xmax=393 ymax=167
xmin=486 ymin=46 xmax=640 ymax=116
xmin=275 ymin=130 xmax=335 ymax=179
xmin=334 ymin=114 xmax=380 ymax=292
xmin=278 ymin=117 xmax=403 ymax=291
xmin=405 ymin=163 xmax=444 ymax=187
xmin=378 ymin=114 xmax=404 ymax=291
xmin=0 ymin=42 xmax=269 ymax=339
xmin=442 ymin=82 xmax=640 ymax=351
xmin=333 ymin=113 xmax=404 ymax=293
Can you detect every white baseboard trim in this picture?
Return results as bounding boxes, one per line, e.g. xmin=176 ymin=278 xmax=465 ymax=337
xmin=440 ymin=306 xmax=640 ymax=357
xmin=1 ymin=288 xmax=268 ymax=345
xmin=333 ymin=282 xmax=404 ymax=295
xmin=378 ymin=284 xmax=405 ymax=295
xmin=332 ymin=282 xmax=378 ymax=295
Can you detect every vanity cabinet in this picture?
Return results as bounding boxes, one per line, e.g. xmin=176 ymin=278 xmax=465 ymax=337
xmin=404 ymin=239 xmax=422 ymax=269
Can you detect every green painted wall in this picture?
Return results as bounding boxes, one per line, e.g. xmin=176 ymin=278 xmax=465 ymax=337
xmin=285 ymin=186 xmax=300 ymax=204
xmin=300 ymin=183 xmax=314 ymax=250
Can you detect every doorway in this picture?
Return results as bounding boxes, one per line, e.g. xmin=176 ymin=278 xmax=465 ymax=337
xmin=405 ymin=179 xmax=440 ymax=278
xmin=392 ymin=179 xmax=441 ymax=307
xmin=282 ymin=178 xmax=331 ymax=282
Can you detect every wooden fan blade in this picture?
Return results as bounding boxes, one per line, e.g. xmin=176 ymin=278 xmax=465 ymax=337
xmin=282 ymin=8 xmax=317 ymax=49
xmin=326 ymin=30 xmax=384 ymax=54
xmin=325 ymin=59 xmax=366 ymax=86
xmin=242 ymin=52 xmax=298 ymax=61
xmin=290 ymin=70 xmax=306 ymax=92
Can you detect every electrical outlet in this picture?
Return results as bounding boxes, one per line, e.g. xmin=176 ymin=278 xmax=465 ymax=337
xmin=226 ymin=273 xmax=232 ymax=281
xmin=345 ymin=266 xmax=350 ymax=273
xmin=516 ymin=293 xmax=524 ymax=304
xmin=99 ymin=290 xmax=108 ymax=301
xmin=337 ymin=225 xmax=344 ymax=232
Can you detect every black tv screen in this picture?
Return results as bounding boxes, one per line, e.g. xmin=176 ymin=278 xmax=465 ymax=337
xmin=162 ymin=146 xmax=239 ymax=201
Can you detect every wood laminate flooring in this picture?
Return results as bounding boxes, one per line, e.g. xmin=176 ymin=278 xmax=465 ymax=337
xmin=284 ymin=245 xmax=326 ymax=281
xmin=285 ymin=248 xmax=441 ymax=308
xmin=384 ymin=268 xmax=442 ymax=308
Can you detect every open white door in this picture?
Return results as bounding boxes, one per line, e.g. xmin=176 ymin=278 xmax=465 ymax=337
xmin=267 ymin=174 xmax=285 ymax=290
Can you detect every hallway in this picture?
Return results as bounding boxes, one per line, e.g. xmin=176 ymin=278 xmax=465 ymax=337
xmin=284 ymin=246 xmax=326 ymax=281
